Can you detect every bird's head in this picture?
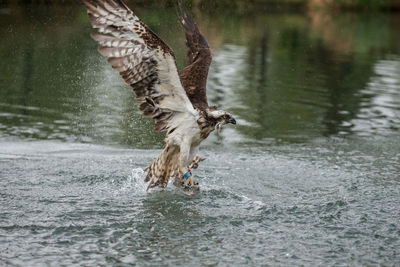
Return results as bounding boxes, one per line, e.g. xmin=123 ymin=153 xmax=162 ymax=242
xmin=206 ymin=108 xmax=236 ymax=131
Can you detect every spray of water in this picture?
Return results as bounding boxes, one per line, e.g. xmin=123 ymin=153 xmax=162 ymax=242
xmin=120 ymin=168 xmax=147 ymax=193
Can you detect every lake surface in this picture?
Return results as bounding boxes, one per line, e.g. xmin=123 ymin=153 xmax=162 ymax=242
xmin=1 ymin=2 xmax=400 ymax=266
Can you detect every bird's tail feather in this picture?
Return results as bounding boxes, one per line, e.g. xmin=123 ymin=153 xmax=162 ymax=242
xmin=144 ymin=145 xmax=180 ymax=190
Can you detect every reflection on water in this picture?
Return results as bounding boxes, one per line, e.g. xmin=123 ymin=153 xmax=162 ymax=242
xmin=1 ymin=4 xmax=397 ymax=189
xmin=0 ymin=4 xmax=399 ymax=147
xmin=350 ymin=57 xmax=400 ymax=136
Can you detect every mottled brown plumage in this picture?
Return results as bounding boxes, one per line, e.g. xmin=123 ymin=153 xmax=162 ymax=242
xmin=82 ymin=0 xmax=183 ymax=134
xmin=81 ymin=0 xmax=236 ymax=190
xmin=177 ymin=0 xmax=212 ymax=111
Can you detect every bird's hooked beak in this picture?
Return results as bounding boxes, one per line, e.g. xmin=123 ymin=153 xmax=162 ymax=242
xmin=225 ymin=117 xmax=237 ymax=125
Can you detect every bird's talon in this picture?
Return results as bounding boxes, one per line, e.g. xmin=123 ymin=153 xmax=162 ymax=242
xmin=182 ymin=172 xmax=197 ymax=187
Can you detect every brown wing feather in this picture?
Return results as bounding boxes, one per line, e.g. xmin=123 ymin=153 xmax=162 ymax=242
xmin=81 ymin=0 xmax=196 ymax=133
xmin=177 ymin=0 xmax=212 ymax=111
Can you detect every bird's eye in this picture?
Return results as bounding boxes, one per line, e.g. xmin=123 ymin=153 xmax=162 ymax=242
xmin=223 ymin=115 xmax=227 ymax=119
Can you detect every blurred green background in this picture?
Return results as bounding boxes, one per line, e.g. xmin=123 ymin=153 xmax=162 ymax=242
xmin=0 ymin=0 xmax=399 ymax=147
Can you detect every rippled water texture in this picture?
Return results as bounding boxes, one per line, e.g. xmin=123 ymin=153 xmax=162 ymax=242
xmin=1 ymin=2 xmax=400 ymax=266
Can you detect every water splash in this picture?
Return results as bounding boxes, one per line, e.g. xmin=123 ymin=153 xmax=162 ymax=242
xmin=120 ymin=168 xmax=147 ymax=194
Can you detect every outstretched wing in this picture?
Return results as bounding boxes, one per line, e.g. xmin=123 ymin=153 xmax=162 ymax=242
xmin=82 ymin=0 xmax=197 ymax=132
xmin=177 ymin=0 xmax=212 ymax=111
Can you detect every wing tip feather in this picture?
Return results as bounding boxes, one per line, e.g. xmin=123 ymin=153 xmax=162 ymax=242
xmin=81 ymin=0 xmax=96 ymax=13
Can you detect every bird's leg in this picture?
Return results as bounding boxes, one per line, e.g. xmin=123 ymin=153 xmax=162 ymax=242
xmin=182 ymin=169 xmax=196 ymax=187
xmin=172 ymin=166 xmax=197 ymax=187
xmin=177 ymin=141 xmax=198 ymax=187
xmin=189 ymin=155 xmax=206 ymax=169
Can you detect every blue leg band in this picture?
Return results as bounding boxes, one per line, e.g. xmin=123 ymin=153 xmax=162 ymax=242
xmin=184 ymin=172 xmax=191 ymax=180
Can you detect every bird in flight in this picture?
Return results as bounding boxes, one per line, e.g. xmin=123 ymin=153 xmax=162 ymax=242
xmin=81 ymin=0 xmax=236 ymax=191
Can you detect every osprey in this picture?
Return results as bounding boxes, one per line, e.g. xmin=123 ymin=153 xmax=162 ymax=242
xmin=82 ymin=0 xmax=236 ymax=190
